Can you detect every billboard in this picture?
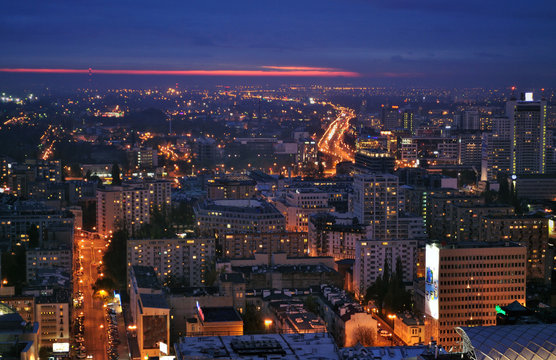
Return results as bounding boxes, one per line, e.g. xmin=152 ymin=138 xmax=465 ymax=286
xmin=425 ymin=244 xmax=439 ymax=319
xmin=52 ymin=343 xmax=70 ymax=353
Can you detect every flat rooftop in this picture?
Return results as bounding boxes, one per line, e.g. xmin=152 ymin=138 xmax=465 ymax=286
xmin=201 ymin=306 xmax=242 ymax=323
xmin=175 ymin=332 xmax=338 ymax=360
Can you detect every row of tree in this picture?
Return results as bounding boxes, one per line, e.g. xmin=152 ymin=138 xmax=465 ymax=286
xmin=365 ymin=257 xmax=412 ymax=315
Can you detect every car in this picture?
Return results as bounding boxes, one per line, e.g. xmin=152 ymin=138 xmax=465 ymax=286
xmin=378 ymin=329 xmax=389 ymax=337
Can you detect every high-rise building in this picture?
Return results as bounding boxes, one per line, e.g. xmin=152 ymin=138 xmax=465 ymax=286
xmin=506 ymin=93 xmax=547 ymax=175
xmin=127 ymin=238 xmax=215 ymax=287
xmin=402 ymin=109 xmax=415 ymax=134
xmin=381 ymin=106 xmax=401 ymax=130
xmin=423 ymin=242 xmax=526 ymax=350
xmin=353 ymin=173 xmax=400 ymax=240
xmin=96 ymin=185 xmax=150 ymax=236
xmin=460 ymin=110 xmax=480 ymax=130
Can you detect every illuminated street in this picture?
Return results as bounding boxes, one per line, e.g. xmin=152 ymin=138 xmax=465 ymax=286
xmin=318 ymin=105 xmax=355 ymax=169
xmin=75 ymin=233 xmax=109 ymax=360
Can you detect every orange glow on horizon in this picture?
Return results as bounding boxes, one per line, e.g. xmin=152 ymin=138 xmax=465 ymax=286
xmin=0 ymin=67 xmax=360 ymax=77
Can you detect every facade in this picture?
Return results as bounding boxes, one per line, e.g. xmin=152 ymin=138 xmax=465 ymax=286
xmin=34 ymin=291 xmax=70 ymax=348
xmin=274 ymin=188 xmax=331 ymax=233
xmin=480 ymin=214 xmax=550 ymax=281
xmin=353 ymin=239 xmax=419 ymax=299
xmin=424 ymin=242 xmax=527 ymax=350
xmin=316 ymin=284 xmax=377 ymax=347
xmin=0 ymin=200 xmax=74 ymax=250
xmin=354 ymin=149 xmax=396 ymax=174
xmin=221 ymin=231 xmax=308 ymax=259
xmin=0 ymin=295 xmax=35 ymax=323
xmin=195 ymin=199 xmax=285 ymax=238
xmin=448 ymin=204 xmax=515 ymax=241
xmin=506 ymin=94 xmax=547 ymax=175
xmin=393 ymin=313 xmax=425 ymax=346
xmin=127 ymin=238 xmax=215 ymax=287
xmin=186 ymin=306 xmax=243 ymax=337
xmin=353 ymin=173 xmax=401 ymax=241
xmin=96 ymin=186 xmax=150 ymax=236
xmin=207 ymin=176 xmax=257 ymax=200
xmin=308 ymin=212 xmax=370 ymax=259
xmin=128 ymin=265 xmax=170 ymax=360
xmin=26 ymin=248 xmax=72 ymax=282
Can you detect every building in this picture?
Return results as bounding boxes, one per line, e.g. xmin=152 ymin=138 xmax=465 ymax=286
xmin=353 ymin=173 xmax=401 ymax=241
xmin=448 ymin=204 xmax=515 ymax=241
xmin=514 ymin=175 xmax=556 ymax=201
xmin=316 ymin=284 xmax=377 ymax=347
xmin=127 ymin=147 xmax=159 ymax=169
xmin=480 ymin=214 xmax=550 ymax=281
xmin=424 ymin=242 xmax=527 ymax=350
xmin=354 ymin=149 xmax=396 ymax=174
xmin=0 ymin=295 xmax=35 ymax=323
xmin=274 ymin=188 xmax=331 ymax=233
xmin=34 ymin=290 xmax=70 ymax=348
xmin=26 ymin=248 xmax=72 ymax=282
xmin=128 ymin=265 xmax=170 ymax=360
xmin=195 ymin=199 xmax=285 ymax=238
xmin=308 ymin=212 xmax=371 ymax=260
xmin=0 ymin=304 xmax=39 ymax=360
xmin=186 ymin=306 xmax=243 ymax=337
xmin=403 ymin=109 xmax=415 ymax=134
xmin=456 ymin=324 xmax=556 ymax=360
xmin=459 ymin=133 xmax=482 ymax=168
xmin=382 ymin=106 xmax=401 ymax=130
xmin=207 ymin=176 xmax=257 ymax=200
xmin=221 ymin=232 xmax=308 ymax=259
xmin=174 ymin=332 xmax=338 ymax=360
xmin=127 ymin=238 xmax=215 ymax=287
xmin=0 ymin=200 xmax=74 ymax=250
xmin=393 ymin=312 xmax=425 ymax=346
xmin=506 ymin=93 xmax=547 ymax=175
xmin=96 ymin=185 xmax=150 ymax=236
xmin=354 ymin=239 xmax=419 ymax=299
xmin=426 ymin=193 xmax=483 ymax=240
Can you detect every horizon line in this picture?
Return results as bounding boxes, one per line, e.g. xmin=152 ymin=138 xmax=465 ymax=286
xmin=0 ymin=67 xmax=361 ymax=78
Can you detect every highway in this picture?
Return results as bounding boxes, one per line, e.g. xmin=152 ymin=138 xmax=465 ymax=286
xmin=317 ymin=105 xmax=355 ymax=169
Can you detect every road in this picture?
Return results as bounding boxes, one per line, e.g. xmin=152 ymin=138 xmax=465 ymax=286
xmin=75 ymin=233 xmax=109 ymax=360
xmin=317 ymin=105 xmax=355 ymax=169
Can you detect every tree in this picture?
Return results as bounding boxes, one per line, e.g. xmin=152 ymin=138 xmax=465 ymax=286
xmin=111 ymin=163 xmax=122 ymax=185
xmin=102 ymin=229 xmax=128 ymax=290
xmin=353 ymin=326 xmax=376 ymax=346
xmin=242 ymin=303 xmax=265 ymax=334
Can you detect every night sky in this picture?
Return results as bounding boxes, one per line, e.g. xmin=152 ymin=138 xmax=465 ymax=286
xmin=2 ymin=0 xmax=556 ymax=87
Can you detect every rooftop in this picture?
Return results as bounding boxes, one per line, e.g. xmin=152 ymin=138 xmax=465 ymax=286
xmin=201 ymin=306 xmax=242 ymax=323
xmin=131 ymin=265 xmax=161 ymax=290
xmin=139 ymin=293 xmax=168 ymax=309
xmin=175 ymin=332 xmax=338 ymax=360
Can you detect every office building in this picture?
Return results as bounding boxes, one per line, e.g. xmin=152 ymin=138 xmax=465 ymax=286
xmin=506 ymin=93 xmax=547 ymax=175
xmin=424 ymin=242 xmax=526 ymax=350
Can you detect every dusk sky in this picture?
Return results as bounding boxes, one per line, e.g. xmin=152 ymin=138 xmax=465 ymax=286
xmin=2 ymin=0 xmax=556 ymax=87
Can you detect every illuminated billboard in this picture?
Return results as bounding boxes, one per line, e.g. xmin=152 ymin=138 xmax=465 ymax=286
xmin=53 ymin=343 xmax=70 ymax=352
xmin=425 ymin=244 xmax=439 ymax=319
